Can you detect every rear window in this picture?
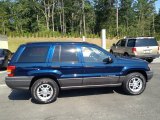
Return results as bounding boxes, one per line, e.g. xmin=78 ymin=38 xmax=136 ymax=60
xmin=135 ymin=39 xmax=158 ymax=47
xmin=18 ymin=46 xmax=49 ymax=62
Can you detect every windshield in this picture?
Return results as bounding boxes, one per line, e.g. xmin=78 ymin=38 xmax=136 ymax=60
xmin=135 ymin=38 xmax=158 ymax=47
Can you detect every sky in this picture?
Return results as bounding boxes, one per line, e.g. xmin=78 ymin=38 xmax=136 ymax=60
xmin=155 ymin=0 xmax=160 ymax=13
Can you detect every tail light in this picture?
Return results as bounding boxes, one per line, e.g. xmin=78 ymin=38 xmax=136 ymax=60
xmin=7 ymin=66 xmax=16 ymax=77
xmin=132 ymin=47 xmax=136 ymax=53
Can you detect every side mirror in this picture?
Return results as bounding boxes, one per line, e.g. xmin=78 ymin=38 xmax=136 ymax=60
xmin=113 ymin=43 xmax=116 ymax=47
xmin=103 ymin=57 xmax=113 ymax=64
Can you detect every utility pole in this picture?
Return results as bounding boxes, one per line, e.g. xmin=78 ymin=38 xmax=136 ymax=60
xmin=116 ymin=0 xmax=119 ymax=37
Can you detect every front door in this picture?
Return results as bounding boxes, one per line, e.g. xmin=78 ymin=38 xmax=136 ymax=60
xmin=81 ymin=46 xmax=122 ymax=85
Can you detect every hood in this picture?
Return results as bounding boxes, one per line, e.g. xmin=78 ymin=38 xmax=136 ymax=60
xmin=115 ymin=56 xmax=148 ymax=66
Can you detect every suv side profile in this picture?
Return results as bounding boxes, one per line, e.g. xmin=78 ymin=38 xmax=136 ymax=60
xmin=110 ymin=37 xmax=159 ymax=63
xmin=5 ymin=42 xmax=153 ymax=104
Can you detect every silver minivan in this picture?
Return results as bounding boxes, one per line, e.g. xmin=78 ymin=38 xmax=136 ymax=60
xmin=110 ymin=37 xmax=160 ymax=63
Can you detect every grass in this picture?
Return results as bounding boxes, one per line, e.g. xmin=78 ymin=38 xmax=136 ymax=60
xmin=8 ymin=37 xmax=118 ymax=52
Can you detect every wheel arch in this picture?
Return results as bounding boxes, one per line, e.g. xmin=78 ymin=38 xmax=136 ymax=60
xmin=124 ymin=52 xmax=129 ymax=56
xmin=29 ymin=75 xmax=61 ymax=90
xmin=125 ymin=70 xmax=148 ymax=81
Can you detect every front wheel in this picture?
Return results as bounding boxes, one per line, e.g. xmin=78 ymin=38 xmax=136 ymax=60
xmin=122 ymin=72 xmax=146 ymax=95
xmin=31 ymin=78 xmax=59 ymax=104
xmin=146 ymin=58 xmax=153 ymax=63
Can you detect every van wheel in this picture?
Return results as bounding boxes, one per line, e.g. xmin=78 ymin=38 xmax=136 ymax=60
xmin=122 ymin=72 xmax=146 ymax=95
xmin=110 ymin=50 xmax=113 ymax=54
xmin=31 ymin=78 xmax=59 ymax=104
xmin=146 ymin=59 xmax=153 ymax=63
xmin=124 ymin=53 xmax=129 ymax=57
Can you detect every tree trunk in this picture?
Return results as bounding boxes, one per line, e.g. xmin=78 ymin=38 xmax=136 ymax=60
xmin=44 ymin=0 xmax=49 ymax=30
xmin=82 ymin=0 xmax=86 ymax=36
xmin=51 ymin=0 xmax=55 ymax=32
xmin=62 ymin=0 xmax=65 ymax=34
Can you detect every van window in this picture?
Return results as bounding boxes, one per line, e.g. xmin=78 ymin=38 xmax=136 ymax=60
xmin=127 ymin=39 xmax=136 ymax=47
xmin=135 ymin=39 xmax=158 ymax=47
xmin=18 ymin=46 xmax=49 ymax=62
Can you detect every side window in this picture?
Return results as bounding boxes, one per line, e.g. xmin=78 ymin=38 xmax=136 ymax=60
xmin=116 ymin=40 xmax=121 ymax=46
xmin=82 ymin=46 xmax=108 ymax=62
xmin=121 ymin=39 xmax=126 ymax=47
xmin=18 ymin=46 xmax=49 ymax=62
xmin=60 ymin=45 xmax=79 ymax=62
xmin=127 ymin=39 xmax=136 ymax=47
xmin=52 ymin=46 xmax=60 ymax=62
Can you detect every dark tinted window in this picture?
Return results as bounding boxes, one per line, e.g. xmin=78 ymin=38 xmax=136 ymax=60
xmin=120 ymin=39 xmax=126 ymax=47
xmin=18 ymin=46 xmax=49 ymax=62
xmin=52 ymin=46 xmax=60 ymax=62
xmin=127 ymin=39 xmax=136 ymax=47
xmin=135 ymin=39 xmax=158 ymax=47
xmin=60 ymin=45 xmax=78 ymax=62
xmin=0 ymin=49 xmax=4 ymax=56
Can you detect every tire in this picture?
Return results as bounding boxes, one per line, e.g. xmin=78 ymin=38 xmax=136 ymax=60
xmin=110 ymin=50 xmax=113 ymax=54
xmin=122 ymin=72 xmax=146 ymax=95
xmin=124 ymin=53 xmax=129 ymax=57
xmin=31 ymin=78 xmax=59 ymax=104
xmin=146 ymin=59 xmax=153 ymax=63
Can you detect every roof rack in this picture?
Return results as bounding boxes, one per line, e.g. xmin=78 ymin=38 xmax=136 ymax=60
xmin=123 ymin=36 xmax=155 ymax=39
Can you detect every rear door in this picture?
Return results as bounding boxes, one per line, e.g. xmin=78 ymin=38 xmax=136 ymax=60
xmin=49 ymin=44 xmax=83 ymax=87
xmin=13 ymin=45 xmax=51 ymax=76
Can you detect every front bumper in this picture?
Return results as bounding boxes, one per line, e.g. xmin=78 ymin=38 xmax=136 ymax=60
xmin=146 ymin=71 xmax=153 ymax=81
xmin=5 ymin=76 xmax=33 ymax=90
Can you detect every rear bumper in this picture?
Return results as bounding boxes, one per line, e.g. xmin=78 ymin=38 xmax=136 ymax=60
xmin=134 ymin=54 xmax=159 ymax=59
xmin=146 ymin=71 xmax=153 ymax=81
xmin=5 ymin=76 xmax=33 ymax=90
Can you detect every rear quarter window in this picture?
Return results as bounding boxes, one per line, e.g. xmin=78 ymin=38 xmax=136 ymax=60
xmin=127 ymin=39 xmax=136 ymax=47
xmin=17 ymin=46 xmax=49 ymax=62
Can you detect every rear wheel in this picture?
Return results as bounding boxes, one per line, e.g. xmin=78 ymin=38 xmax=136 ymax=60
xmin=31 ymin=78 xmax=59 ymax=104
xmin=122 ymin=72 xmax=146 ymax=95
xmin=146 ymin=58 xmax=153 ymax=63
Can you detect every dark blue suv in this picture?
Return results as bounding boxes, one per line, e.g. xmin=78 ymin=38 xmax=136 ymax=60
xmin=5 ymin=42 xmax=153 ymax=104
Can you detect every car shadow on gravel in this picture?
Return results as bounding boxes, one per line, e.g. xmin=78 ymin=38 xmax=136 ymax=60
xmin=59 ymin=87 xmax=125 ymax=98
xmin=8 ymin=90 xmax=31 ymax=100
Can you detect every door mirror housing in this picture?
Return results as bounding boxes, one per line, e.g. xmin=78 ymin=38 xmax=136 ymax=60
xmin=103 ymin=57 xmax=113 ymax=64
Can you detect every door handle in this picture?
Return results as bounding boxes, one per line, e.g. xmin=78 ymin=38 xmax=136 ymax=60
xmin=85 ymin=66 xmax=94 ymax=68
xmin=50 ymin=66 xmax=60 ymax=68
